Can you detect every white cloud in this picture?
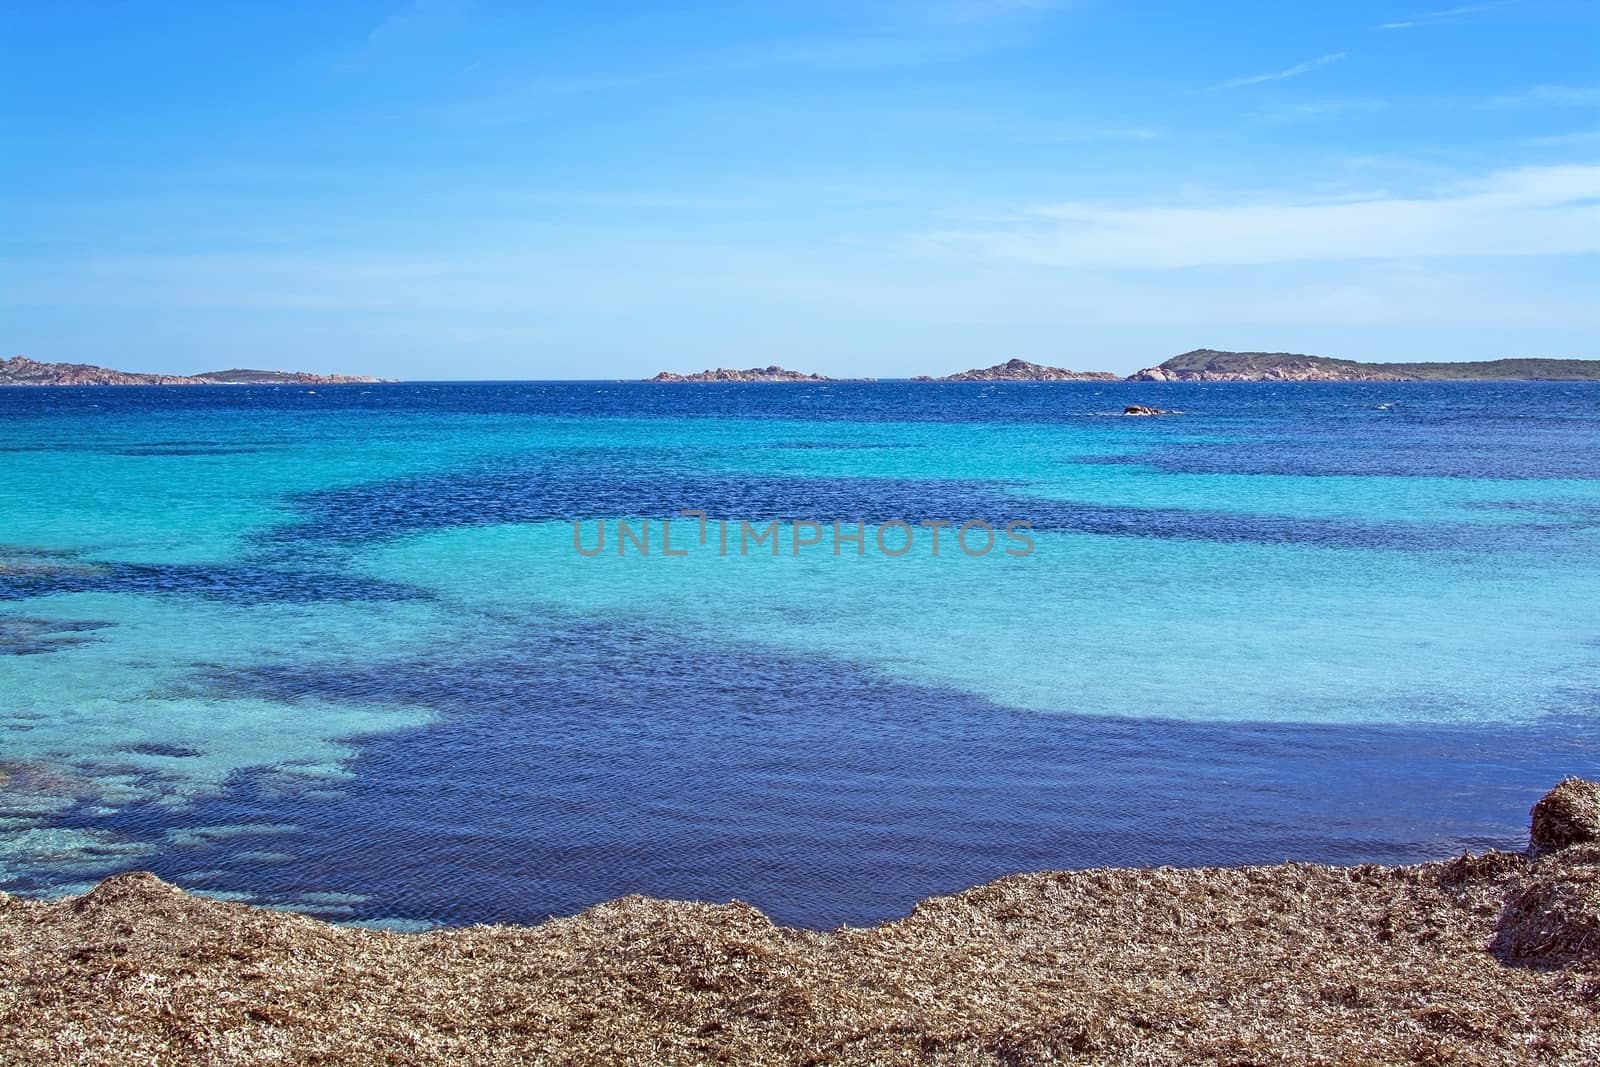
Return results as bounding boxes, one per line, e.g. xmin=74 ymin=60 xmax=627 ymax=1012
xmin=921 ymin=0 xmax=1064 ymax=20
xmin=5 ymin=210 xmax=1595 ymax=376
xmin=429 ymin=72 xmax=661 ymax=127
xmin=1487 ymin=84 xmax=1600 ymax=108
xmin=1522 ymin=129 xmax=1600 ymax=147
xmin=1254 ymin=98 xmax=1388 ymax=125
xmin=1045 ymin=127 xmax=1163 ymax=142
xmin=1215 ymin=52 xmax=1346 ymax=90
xmin=711 ymin=0 xmax=1066 ymax=73
xmin=917 ymin=164 xmax=1600 ymax=269
xmin=366 ymin=0 xmax=468 ymax=47
xmin=1380 ymin=3 xmax=1503 ymax=30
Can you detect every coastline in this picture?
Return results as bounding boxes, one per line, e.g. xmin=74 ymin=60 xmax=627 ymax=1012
xmin=4 ymin=840 xmax=1596 ymax=1064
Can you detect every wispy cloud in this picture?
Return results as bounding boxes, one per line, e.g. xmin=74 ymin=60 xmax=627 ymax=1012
xmin=427 ymin=72 xmax=662 ymax=127
xmin=1379 ymin=3 xmax=1503 ymax=30
xmin=1045 ymin=127 xmax=1163 ymax=142
xmin=1487 ymin=84 xmax=1600 ymax=108
xmin=1254 ymin=99 xmax=1387 ymax=125
xmin=1522 ymin=129 xmax=1600 ymax=148
xmin=920 ymin=0 xmax=1065 ymax=22
xmin=1215 ymin=52 xmax=1347 ymax=90
xmin=917 ymin=164 xmax=1600 ymax=269
xmin=367 ymin=0 xmax=469 ymax=47
xmin=726 ymin=1 xmax=1062 ymax=73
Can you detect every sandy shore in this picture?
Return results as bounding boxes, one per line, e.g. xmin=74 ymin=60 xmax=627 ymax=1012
xmin=2 ymin=835 xmax=1596 ymax=1065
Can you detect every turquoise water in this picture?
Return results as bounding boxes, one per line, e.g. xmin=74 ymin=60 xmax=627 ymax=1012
xmin=1 ymin=381 xmax=1597 ymax=925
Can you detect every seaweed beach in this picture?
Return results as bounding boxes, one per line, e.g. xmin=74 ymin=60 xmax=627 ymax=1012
xmin=3 ymin=780 xmax=1598 ymax=1065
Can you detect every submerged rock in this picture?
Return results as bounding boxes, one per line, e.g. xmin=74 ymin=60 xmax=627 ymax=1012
xmin=1530 ymin=777 xmax=1600 ymax=855
xmin=0 ymin=760 xmax=98 ymax=798
xmin=0 ymin=616 xmax=112 ymax=656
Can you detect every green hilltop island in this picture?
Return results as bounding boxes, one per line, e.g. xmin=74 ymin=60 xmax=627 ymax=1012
xmin=0 ymin=355 xmax=381 ymax=387
xmin=1129 ymin=349 xmax=1600 ymax=382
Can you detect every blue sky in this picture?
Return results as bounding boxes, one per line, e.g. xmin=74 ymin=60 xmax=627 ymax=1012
xmin=2 ymin=1 xmax=1596 ymax=378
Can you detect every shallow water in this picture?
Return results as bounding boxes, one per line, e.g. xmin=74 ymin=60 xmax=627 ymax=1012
xmin=1 ymin=381 xmax=1597 ymax=926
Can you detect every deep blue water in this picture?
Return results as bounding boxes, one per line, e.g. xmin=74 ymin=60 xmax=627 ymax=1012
xmin=2 ymin=380 xmax=1598 ymax=927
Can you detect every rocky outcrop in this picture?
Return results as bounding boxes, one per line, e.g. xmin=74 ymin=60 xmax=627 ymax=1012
xmin=649 ymin=365 xmax=834 ymax=383
xmin=0 ymin=356 xmax=379 ymax=387
xmin=1128 ymin=349 xmax=1600 ymax=382
xmin=932 ymin=359 xmax=1119 ymax=382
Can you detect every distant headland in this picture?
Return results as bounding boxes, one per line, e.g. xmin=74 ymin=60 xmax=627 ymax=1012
xmin=651 ymin=350 xmax=1600 ymax=383
xmin=1129 ymin=349 xmax=1600 ymax=382
xmin=0 ymin=356 xmax=381 ymax=387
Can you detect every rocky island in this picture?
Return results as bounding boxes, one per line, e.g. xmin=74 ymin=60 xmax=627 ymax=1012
xmin=0 ymin=356 xmax=381 ymax=387
xmin=670 ymin=351 xmax=1600 ymax=384
xmin=914 ymin=358 xmax=1119 ymax=382
xmin=2 ymin=778 xmax=1597 ymax=1065
xmin=649 ymin=365 xmax=837 ymax=382
xmin=1131 ymin=349 xmax=1600 ymax=382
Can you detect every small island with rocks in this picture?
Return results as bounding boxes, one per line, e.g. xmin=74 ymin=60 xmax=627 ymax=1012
xmin=913 ymin=358 xmax=1120 ymax=382
xmin=649 ymin=365 xmax=840 ymax=383
xmin=0 ymin=355 xmax=381 ymax=387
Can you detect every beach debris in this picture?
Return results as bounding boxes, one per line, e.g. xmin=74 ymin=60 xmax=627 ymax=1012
xmin=4 ymin=824 xmax=1600 ymax=1064
xmin=1487 ymin=778 xmax=1600 ymax=968
xmin=1530 ymin=776 xmax=1600 ymax=854
xmin=1494 ymin=863 xmax=1600 ymax=968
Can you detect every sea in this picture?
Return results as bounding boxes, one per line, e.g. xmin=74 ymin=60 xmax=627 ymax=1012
xmin=1 ymin=380 xmax=1597 ymax=929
